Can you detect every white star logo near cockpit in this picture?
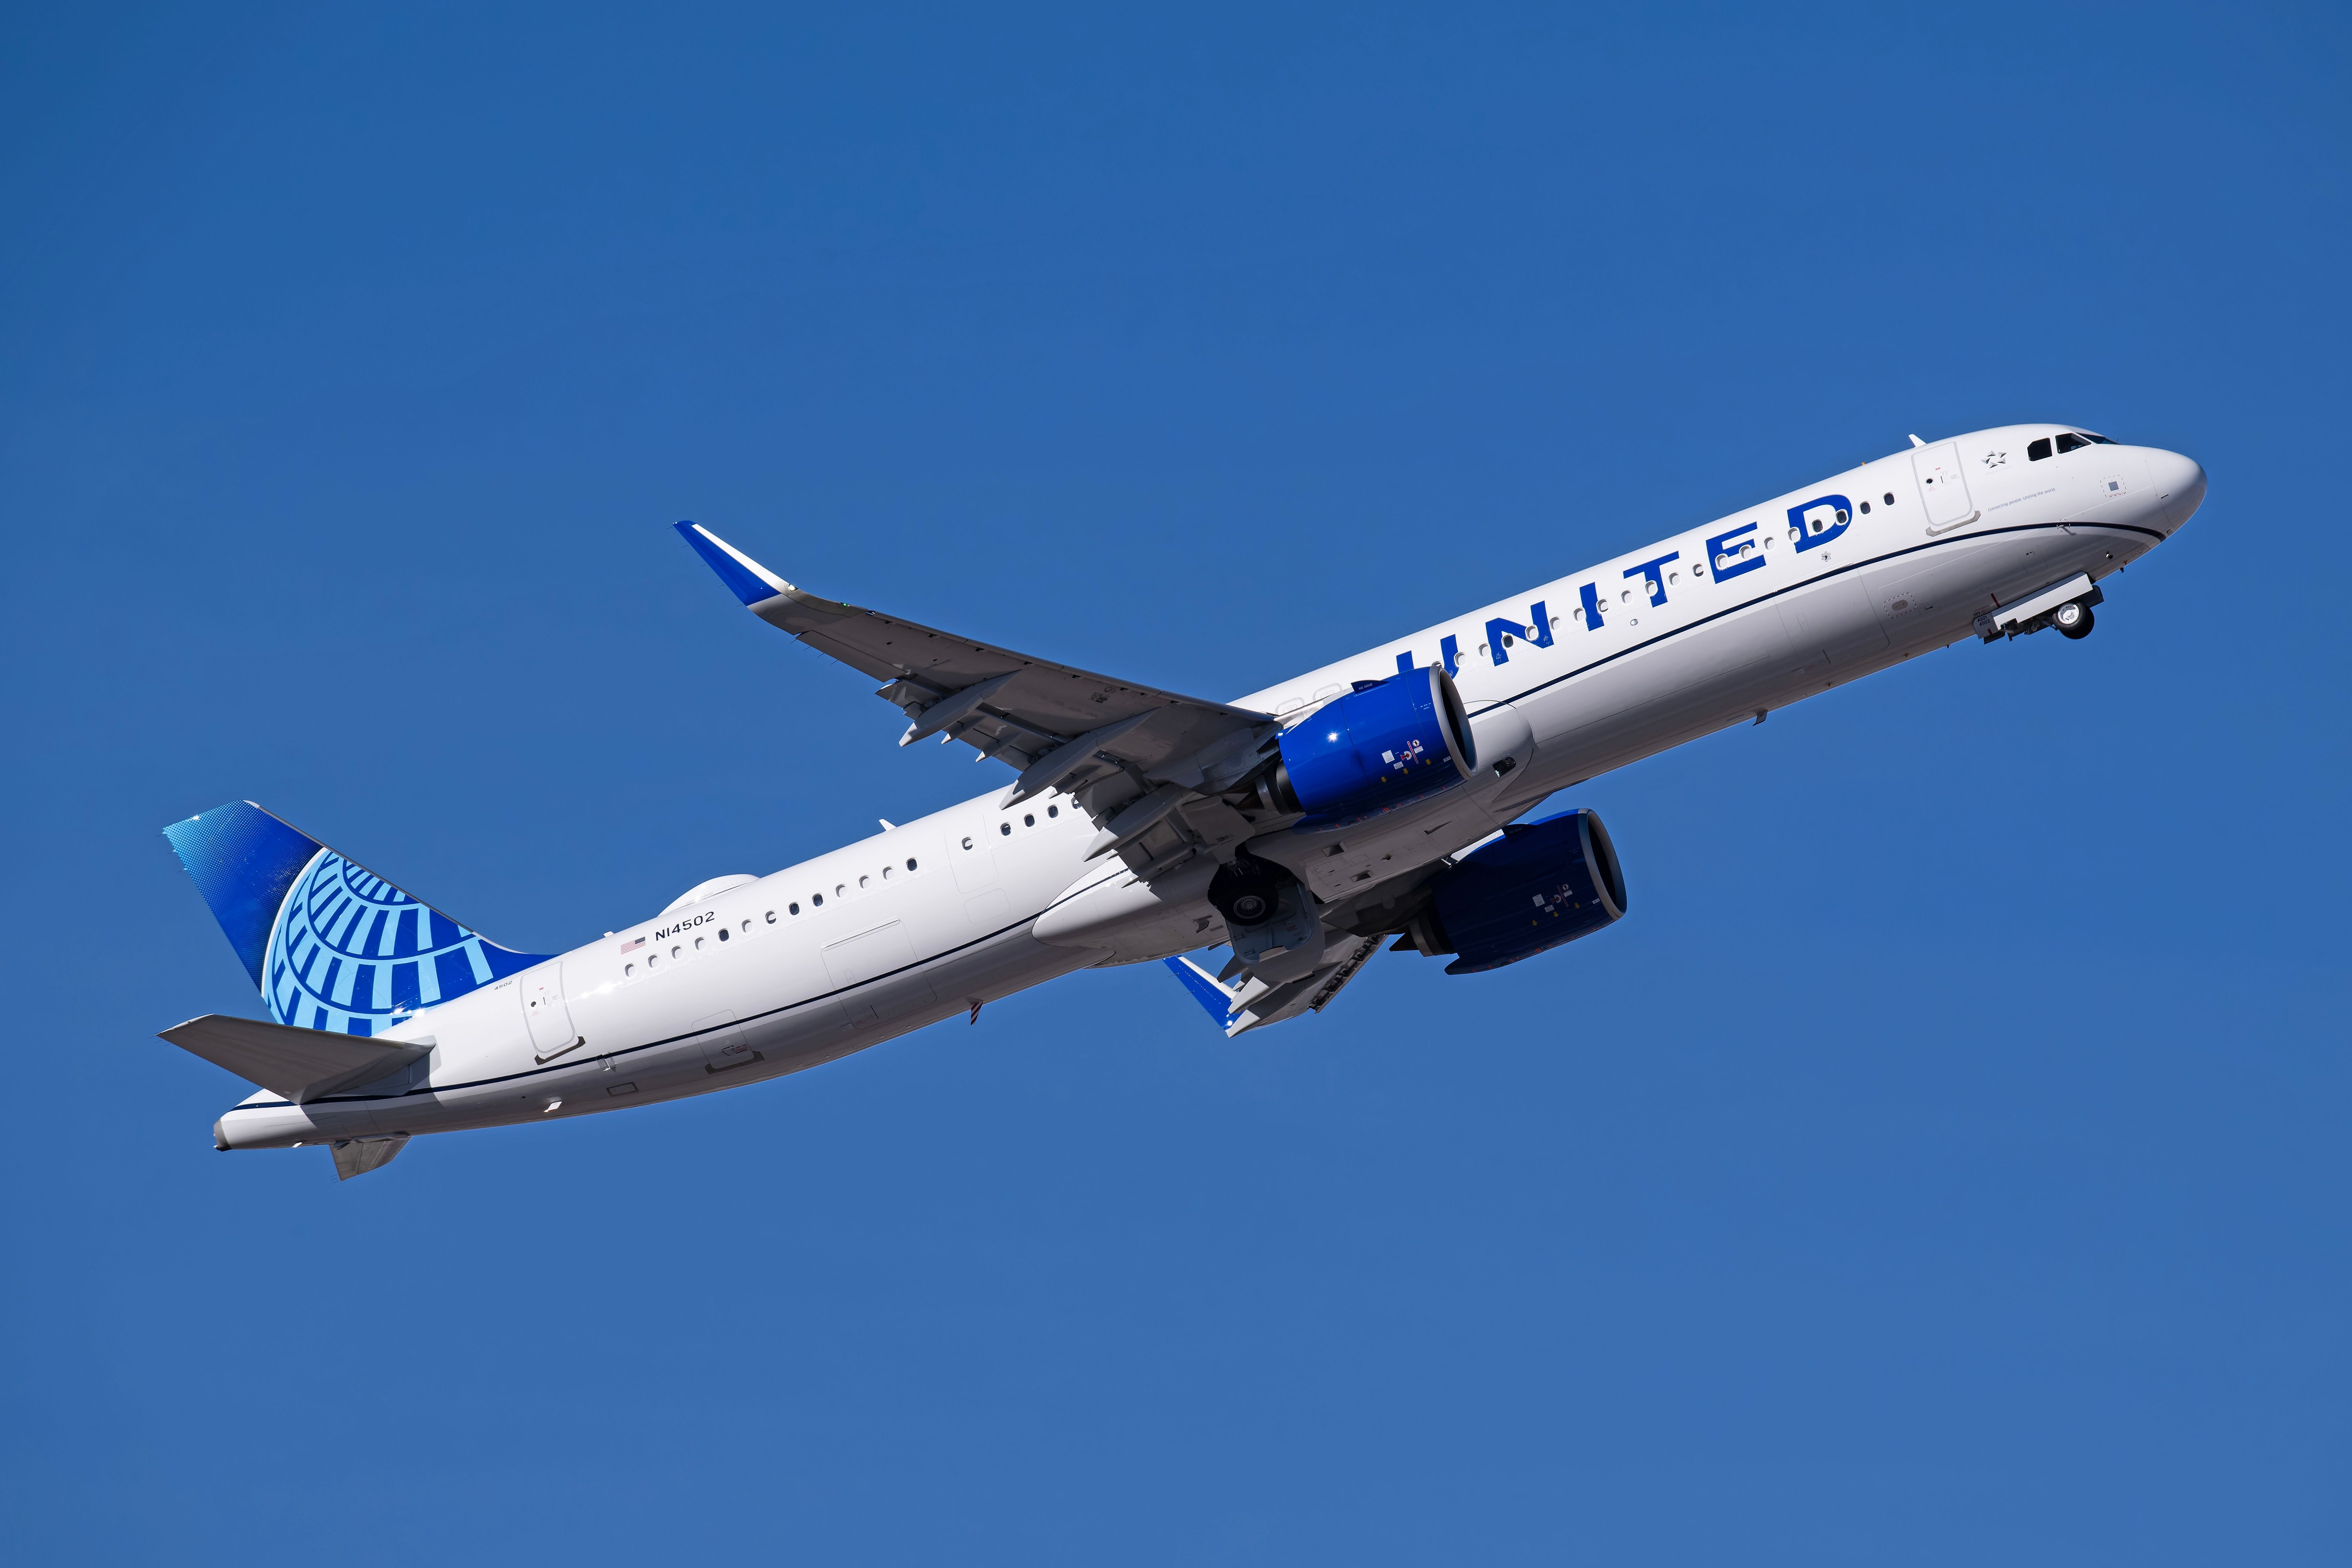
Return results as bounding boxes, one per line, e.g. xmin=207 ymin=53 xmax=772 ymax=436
xmin=1982 ymin=451 xmax=2008 ymax=467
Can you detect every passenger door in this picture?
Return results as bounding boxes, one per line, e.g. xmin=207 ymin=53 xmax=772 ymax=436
xmin=521 ymin=966 xmax=579 ymax=1061
xmin=1911 ymin=442 xmax=1975 ymax=531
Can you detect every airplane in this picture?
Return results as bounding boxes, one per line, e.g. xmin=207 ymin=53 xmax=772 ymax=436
xmin=159 ymin=425 xmax=2205 ymax=1179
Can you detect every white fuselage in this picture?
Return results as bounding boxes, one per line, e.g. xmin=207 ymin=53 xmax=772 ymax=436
xmin=216 ymin=426 xmax=2205 ymax=1150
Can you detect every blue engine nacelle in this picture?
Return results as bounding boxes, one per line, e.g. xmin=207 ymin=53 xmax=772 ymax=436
xmin=1266 ymin=666 xmax=1476 ymax=824
xmin=1401 ymin=808 xmax=1627 ymax=974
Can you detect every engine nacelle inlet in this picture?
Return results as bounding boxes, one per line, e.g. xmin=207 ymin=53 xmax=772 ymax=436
xmin=1400 ymin=808 xmax=1627 ymax=974
xmin=1264 ymin=666 xmax=1476 ymax=824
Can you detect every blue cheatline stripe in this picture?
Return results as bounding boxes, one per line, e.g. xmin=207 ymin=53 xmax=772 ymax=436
xmin=674 ymin=520 xmax=780 ymax=607
xmin=1162 ymin=957 xmax=1237 ymax=1030
xmin=1476 ymin=520 xmax=2164 ymax=719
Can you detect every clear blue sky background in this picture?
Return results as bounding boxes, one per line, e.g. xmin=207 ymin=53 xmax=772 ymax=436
xmin=4 ymin=4 xmax=2346 ymax=1562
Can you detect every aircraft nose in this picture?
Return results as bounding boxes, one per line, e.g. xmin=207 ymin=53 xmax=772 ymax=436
xmin=2149 ymin=448 xmax=2207 ymax=531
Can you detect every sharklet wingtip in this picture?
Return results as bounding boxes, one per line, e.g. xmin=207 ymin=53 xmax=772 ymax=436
xmin=674 ymin=520 xmax=794 ymax=607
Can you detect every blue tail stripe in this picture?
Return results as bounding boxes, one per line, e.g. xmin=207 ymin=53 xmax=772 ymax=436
xmin=389 ymin=961 xmax=423 ymax=1014
xmin=162 ymin=804 xmax=321 ymax=988
xmin=163 ymin=800 xmax=551 ymax=1030
xmin=433 ymin=948 xmax=474 ymax=1001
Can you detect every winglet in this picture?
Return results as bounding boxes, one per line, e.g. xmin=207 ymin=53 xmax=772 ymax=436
xmin=1163 ymin=955 xmax=1239 ymax=1032
xmin=674 ymin=520 xmax=793 ymax=607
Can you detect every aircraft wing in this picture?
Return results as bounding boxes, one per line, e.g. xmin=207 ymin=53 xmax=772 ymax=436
xmin=1163 ymin=935 xmax=1384 ymax=1037
xmin=675 ymin=521 xmax=1281 ymax=824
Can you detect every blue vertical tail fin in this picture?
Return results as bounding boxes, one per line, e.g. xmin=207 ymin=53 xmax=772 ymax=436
xmin=162 ymin=802 xmax=548 ymax=1037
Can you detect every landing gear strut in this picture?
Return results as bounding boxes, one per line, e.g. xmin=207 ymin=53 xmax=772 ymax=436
xmin=1207 ymin=851 xmax=1325 ymax=985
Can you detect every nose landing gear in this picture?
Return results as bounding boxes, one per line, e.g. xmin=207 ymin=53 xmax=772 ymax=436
xmin=1975 ymin=576 xmax=2105 ymax=643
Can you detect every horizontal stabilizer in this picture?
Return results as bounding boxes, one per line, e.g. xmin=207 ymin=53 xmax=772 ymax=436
xmin=1166 ymin=954 xmax=1240 ymax=1029
xmin=1162 ymin=934 xmax=1384 ymax=1037
xmin=159 ymin=1014 xmax=431 ymax=1103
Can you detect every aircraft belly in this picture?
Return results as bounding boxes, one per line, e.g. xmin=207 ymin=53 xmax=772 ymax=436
xmin=1275 ymin=794 xmax=1512 ymax=904
xmin=215 ymin=1100 xmax=346 ymax=1149
xmin=1034 ymin=855 xmax=1218 ymax=960
xmin=1518 ymin=599 xmax=1794 ymax=781
xmin=1864 ymin=538 xmax=2008 ymax=633
xmin=251 ymin=915 xmax=1102 ymax=1142
xmin=1778 ymin=575 xmax=1888 ymax=668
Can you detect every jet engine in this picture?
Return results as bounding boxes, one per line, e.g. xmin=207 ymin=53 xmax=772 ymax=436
xmin=1257 ymin=666 xmax=1476 ymax=824
xmin=1396 ymin=809 xmax=1627 ymax=974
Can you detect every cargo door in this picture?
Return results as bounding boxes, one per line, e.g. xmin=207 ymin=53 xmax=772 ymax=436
xmin=824 ymin=920 xmax=937 ymax=1026
xmin=1779 ymin=578 xmax=1889 ymax=669
xmin=521 ymin=966 xmax=580 ymax=1062
xmin=1911 ymin=442 xmax=1975 ymax=530
xmin=695 ymin=1009 xmax=759 ymax=1074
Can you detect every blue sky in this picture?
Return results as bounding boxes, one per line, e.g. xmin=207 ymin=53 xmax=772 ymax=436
xmin=4 ymin=4 xmax=2347 ymax=1562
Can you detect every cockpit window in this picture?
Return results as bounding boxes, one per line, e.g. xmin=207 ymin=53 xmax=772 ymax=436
xmin=2053 ymin=430 xmax=2116 ymax=454
xmin=2028 ymin=437 xmax=2053 ymax=461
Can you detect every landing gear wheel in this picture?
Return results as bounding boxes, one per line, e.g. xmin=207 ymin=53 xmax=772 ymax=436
xmin=2055 ymin=601 xmax=2095 ymax=640
xmin=1208 ymin=856 xmax=1290 ymax=931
